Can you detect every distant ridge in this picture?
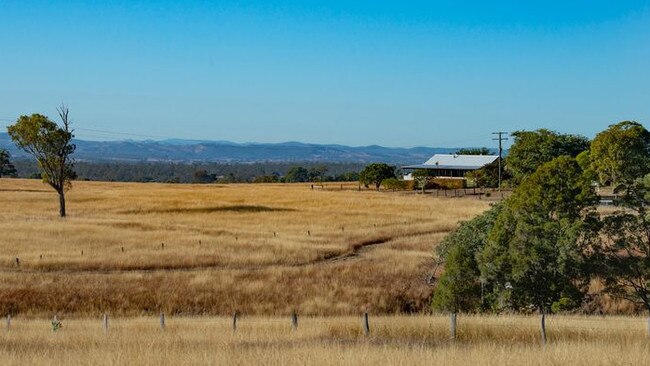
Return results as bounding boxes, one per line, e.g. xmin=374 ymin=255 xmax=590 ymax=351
xmin=0 ymin=133 xmax=484 ymax=164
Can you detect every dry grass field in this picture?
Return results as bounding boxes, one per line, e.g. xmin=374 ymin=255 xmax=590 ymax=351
xmin=0 ymin=315 xmax=647 ymax=365
xmin=2 ymin=179 xmax=648 ymax=365
xmin=0 ymin=178 xmax=488 ymax=316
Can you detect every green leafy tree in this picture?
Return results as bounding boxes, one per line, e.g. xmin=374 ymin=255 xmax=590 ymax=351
xmin=589 ymin=121 xmax=650 ymax=187
xmin=0 ymin=149 xmax=17 ymax=178
xmin=432 ymin=204 xmax=503 ymax=312
xmin=252 ymin=174 xmax=280 ymax=183
xmin=359 ymin=163 xmax=396 ymax=191
xmin=412 ymin=169 xmax=433 ymax=193
xmin=308 ymin=165 xmax=329 ymax=183
xmin=192 ymin=169 xmax=216 ymax=183
xmin=285 ymin=166 xmax=310 ymax=183
xmin=596 ymin=174 xmax=650 ymax=313
xmin=456 ymin=147 xmax=491 ymax=155
xmin=381 ymin=177 xmax=405 ymax=191
xmin=505 ymin=129 xmax=590 ymax=185
xmin=465 ymin=160 xmax=506 ymax=188
xmin=7 ymin=106 xmax=76 ymax=217
xmin=481 ymin=156 xmax=598 ymax=313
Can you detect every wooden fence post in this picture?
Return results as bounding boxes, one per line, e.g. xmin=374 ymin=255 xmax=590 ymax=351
xmin=232 ymin=311 xmax=238 ymax=332
xmin=647 ymin=317 xmax=650 ymax=338
xmin=160 ymin=313 xmax=165 ymax=330
xmin=450 ymin=312 xmax=457 ymax=340
xmin=6 ymin=314 xmax=10 ymax=330
xmin=362 ymin=312 xmax=370 ymax=336
xmin=102 ymin=313 xmax=108 ymax=332
xmin=540 ymin=311 xmax=547 ymax=346
xmin=291 ymin=312 xmax=298 ymax=331
xmin=15 ymin=258 xmax=19 ymax=267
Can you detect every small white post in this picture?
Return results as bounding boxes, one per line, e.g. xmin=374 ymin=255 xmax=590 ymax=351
xmin=160 ymin=313 xmax=165 ymax=330
xmin=450 ymin=312 xmax=457 ymax=340
xmin=102 ymin=313 xmax=108 ymax=332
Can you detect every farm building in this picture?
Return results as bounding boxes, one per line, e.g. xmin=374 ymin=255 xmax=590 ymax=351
xmin=402 ymin=154 xmax=498 ymax=180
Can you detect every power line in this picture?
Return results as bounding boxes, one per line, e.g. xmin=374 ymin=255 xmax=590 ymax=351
xmin=492 ymin=131 xmax=509 ymax=191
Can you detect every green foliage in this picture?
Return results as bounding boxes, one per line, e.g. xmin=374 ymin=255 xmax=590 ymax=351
xmin=465 ymin=159 xmax=507 ymax=188
xmin=252 ymin=175 xmax=280 ymax=183
xmin=192 ymin=169 xmax=216 ymax=183
xmin=308 ymin=165 xmax=329 ymax=183
xmin=381 ymin=177 xmax=406 ymax=191
xmin=7 ymin=107 xmax=76 ymax=217
xmin=11 ymin=160 xmax=364 ymax=184
xmin=285 ymin=166 xmax=310 ymax=183
xmin=432 ymin=204 xmax=503 ymax=312
xmin=456 ymin=147 xmax=491 ymax=155
xmin=481 ymin=156 xmax=598 ymax=313
xmin=359 ymin=163 xmax=396 ymax=190
xmin=589 ymin=121 xmax=650 ymax=187
xmin=412 ymin=169 xmax=433 ymax=192
xmin=0 ymin=149 xmax=17 ymax=178
xmin=596 ymin=174 xmax=650 ymax=313
xmin=505 ymin=129 xmax=590 ymax=185
xmin=51 ymin=318 xmax=62 ymax=332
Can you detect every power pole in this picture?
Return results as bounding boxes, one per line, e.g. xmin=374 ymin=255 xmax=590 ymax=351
xmin=492 ymin=132 xmax=508 ymax=191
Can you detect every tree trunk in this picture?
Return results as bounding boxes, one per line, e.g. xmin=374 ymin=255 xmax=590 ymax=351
xmin=58 ymin=190 xmax=66 ymax=217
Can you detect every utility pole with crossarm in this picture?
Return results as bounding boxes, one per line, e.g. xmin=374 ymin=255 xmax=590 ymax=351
xmin=492 ymin=132 xmax=508 ymax=191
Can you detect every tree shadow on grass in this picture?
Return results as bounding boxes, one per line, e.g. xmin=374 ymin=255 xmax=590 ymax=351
xmin=121 ymin=205 xmax=295 ymax=214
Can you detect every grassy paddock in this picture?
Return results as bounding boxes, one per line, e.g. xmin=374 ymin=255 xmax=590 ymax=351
xmin=0 ymin=178 xmax=488 ymax=316
xmin=0 ymin=315 xmax=647 ymax=365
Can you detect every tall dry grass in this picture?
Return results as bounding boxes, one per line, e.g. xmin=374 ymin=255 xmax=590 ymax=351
xmin=0 ymin=315 xmax=647 ymax=365
xmin=0 ymin=179 xmax=488 ymax=316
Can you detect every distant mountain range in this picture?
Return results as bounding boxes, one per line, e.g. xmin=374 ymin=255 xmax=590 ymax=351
xmin=0 ymin=133 xmax=476 ymax=165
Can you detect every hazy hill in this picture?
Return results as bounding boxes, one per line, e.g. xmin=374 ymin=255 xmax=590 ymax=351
xmin=0 ymin=133 xmax=462 ymax=164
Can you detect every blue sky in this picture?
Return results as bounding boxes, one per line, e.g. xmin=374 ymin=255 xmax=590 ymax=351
xmin=1 ymin=1 xmax=649 ymax=147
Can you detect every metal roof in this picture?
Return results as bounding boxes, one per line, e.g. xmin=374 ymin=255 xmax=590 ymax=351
xmin=402 ymin=154 xmax=498 ymax=170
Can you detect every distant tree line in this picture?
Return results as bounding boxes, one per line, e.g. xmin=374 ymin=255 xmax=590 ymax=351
xmin=432 ymin=121 xmax=650 ymax=315
xmin=10 ymin=159 xmax=365 ymax=184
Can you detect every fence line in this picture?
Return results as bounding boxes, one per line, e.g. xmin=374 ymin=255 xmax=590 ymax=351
xmin=3 ymin=312 xmax=647 ymax=342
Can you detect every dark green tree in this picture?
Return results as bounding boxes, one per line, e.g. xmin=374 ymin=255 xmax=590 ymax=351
xmin=589 ymin=121 xmax=650 ymax=187
xmin=481 ymin=156 xmax=598 ymax=313
xmin=465 ymin=160 xmax=506 ymax=188
xmin=308 ymin=165 xmax=329 ymax=183
xmin=380 ymin=177 xmax=405 ymax=191
xmin=0 ymin=149 xmax=17 ymax=178
xmin=432 ymin=204 xmax=503 ymax=312
xmin=596 ymin=174 xmax=650 ymax=313
xmin=192 ymin=169 xmax=215 ymax=183
xmin=285 ymin=166 xmax=310 ymax=183
xmin=7 ymin=106 xmax=76 ymax=217
xmin=359 ymin=163 xmax=396 ymax=191
xmin=505 ymin=129 xmax=590 ymax=185
xmin=456 ymin=147 xmax=491 ymax=155
xmin=412 ymin=169 xmax=433 ymax=193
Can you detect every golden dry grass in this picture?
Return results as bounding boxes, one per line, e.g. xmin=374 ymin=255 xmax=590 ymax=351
xmin=0 ymin=315 xmax=647 ymax=365
xmin=0 ymin=178 xmax=488 ymax=316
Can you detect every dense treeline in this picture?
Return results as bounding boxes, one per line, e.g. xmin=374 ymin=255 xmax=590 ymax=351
xmin=432 ymin=121 xmax=650 ymax=315
xmin=10 ymin=159 xmax=364 ymax=184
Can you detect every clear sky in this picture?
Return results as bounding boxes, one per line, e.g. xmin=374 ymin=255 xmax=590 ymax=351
xmin=1 ymin=1 xmax=649 ymax=147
